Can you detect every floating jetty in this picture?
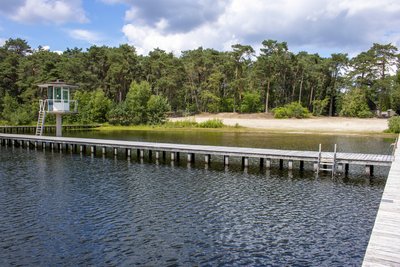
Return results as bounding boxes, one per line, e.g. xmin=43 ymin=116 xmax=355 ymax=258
xmin=363 ymin=136 xmax=400 ymax=266
xmin=0 ymin=133 xmax=393 ymax=175
xmin=0 ymin=125 xmax=99 ymax=134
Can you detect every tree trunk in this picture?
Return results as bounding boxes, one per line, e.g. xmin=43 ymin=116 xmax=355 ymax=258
xmin=309 ymin=85 xmax=314 ymax=110
xmin=298 ymin=75 xmax=304 ymax=104
xmin=265 ymin=80 xmax=270 ymax=113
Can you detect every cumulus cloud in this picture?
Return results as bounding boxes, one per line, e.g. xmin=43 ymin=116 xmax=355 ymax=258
xmin=68 ymin=29 xmax=103 ymax=44
xmin=117 ymin=0 xmax=400 ymax=55
xmin=0 ymin=0 xmax=87 ymax=24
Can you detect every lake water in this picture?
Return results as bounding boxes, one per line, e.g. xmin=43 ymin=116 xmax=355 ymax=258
xmin=0 ymin=131 xmax=394 ymax=266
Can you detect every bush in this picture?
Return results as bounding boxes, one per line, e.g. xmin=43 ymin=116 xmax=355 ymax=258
xmin=164 ymin=119 xmax=198 ymax=128
xmin=388 ymin=116 xmax=400 ymax=133
xmin=312 ymin=98 xmax=329 ymax=116
xmin=272 ymin=102 xmax=311 ymax=119
xmin=198 ymin=119 xmax=224 ymax=128
xmin=339 ymin=88 xmax=373 ymax=117
xmin=240 ymin=92 xmax=263 ymax=113
xmin=147 ymin=95 xmax=171 ymax=124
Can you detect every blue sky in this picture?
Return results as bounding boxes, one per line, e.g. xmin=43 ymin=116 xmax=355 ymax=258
xmin=0 ymin=0 xmax=399 ymax=56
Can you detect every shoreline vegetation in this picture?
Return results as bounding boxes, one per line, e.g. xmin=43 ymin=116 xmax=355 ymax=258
xmin=94 ymin=113 xmax=394 ymax=137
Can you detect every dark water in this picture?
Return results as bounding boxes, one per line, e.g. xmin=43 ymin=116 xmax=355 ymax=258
xmin=66 ymin=129 xmax=395 ymax=154
xmin=0 ymin=144 xmax=386 ymax=266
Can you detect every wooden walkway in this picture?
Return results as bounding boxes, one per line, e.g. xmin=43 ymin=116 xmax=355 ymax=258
xmin=0 ymin=134 xmax=393 ymax=173
xmin=0 ymin=125 xmax=100 ymax=134
xmin=363 ymin=137 xmax=400 ymax=266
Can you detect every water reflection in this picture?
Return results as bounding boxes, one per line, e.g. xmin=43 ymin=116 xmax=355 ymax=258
xmin=65 ymin=130 xmax=395 ymax=154
xmin=0 ymin=148 xmax=384 ymax=266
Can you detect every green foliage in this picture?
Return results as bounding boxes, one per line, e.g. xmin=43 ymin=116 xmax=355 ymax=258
xmin=147 ymin=95 xmax=171 ymax=124
xmin=198 ymin=119 xmax=224 ymax=128
xmin=240 ymin=92 xmax=263 ymax=113
xmin=164 ymin=119 xmax=198 ymax=128
xmin=272 ymin=102 xmax=311 ymax=119
xmin=339 ymin=88 xmax=373 ymax=118
xmin=107 ymin=102 xmax=132 ymax=126
xmin=71 ymin=89 xmax=112 ymax=124
xmin=388 ymin=116 xmax=400 ymax=133
xmin=1 ymin=93 xmax=35 ymax=125
xmin=0 ymin=38 xmax=399 ymax=125
xmin=200 ymin=90 xmax=220 ymax=113
xmin=312 ymin=98 xmax=329 ymax=116
xmin=108 ymin=81 xmax=171 ymax=125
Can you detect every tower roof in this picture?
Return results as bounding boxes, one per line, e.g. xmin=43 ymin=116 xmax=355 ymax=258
xmin=37 ymin=79 xmax=78 ymax=89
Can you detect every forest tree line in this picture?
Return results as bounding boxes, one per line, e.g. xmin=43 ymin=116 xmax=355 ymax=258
xmin=0 ymin=38 xmax=399 ymax=125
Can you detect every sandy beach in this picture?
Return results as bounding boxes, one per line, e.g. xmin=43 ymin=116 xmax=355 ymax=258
xmin=170 ymin=113 xmax=389 ymax=134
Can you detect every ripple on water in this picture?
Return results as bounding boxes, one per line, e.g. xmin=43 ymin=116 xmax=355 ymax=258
xmin=0 ymin=148 xmax=384 ymax=266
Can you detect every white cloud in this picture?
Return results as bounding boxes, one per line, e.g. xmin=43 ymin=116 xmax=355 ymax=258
xmin=120 ymin=0 xmax=400 ymax=56
xmin=68 ymin=29 xmax=103 ymax=44
xmin=0 ymin=38 xmax=6 ymax=46
xmin=6 ymin=0 xmax=87 ymax=24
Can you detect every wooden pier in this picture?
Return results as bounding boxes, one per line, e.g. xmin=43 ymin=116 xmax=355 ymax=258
xmin=0 ymin=125 xmax=100 ymax=134
xmin=0 ymin=133 xmax=393 ymax=174
xmin=363 ymin=137 xmax=400 ymax=266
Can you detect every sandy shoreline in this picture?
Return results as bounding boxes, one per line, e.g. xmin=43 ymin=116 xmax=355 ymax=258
xmin=170 ymin=113 xmax=389 ymax=134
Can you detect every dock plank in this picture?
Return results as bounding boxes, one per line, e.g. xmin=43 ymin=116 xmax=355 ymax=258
xmin=363 ymin=135 xmax=400 ymax=266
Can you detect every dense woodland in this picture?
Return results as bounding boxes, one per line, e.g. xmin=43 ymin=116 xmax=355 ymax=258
xmin=0 ymin=38 xmax=400 ymax=125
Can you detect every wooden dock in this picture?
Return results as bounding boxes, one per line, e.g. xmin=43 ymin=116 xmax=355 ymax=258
xmin=0 ymin=125 xmax=100 ymax=134
xmin=363 ymin=137 xmax=400 ymax=266
xmin=0 ymin=133 xmax=393 ymax=174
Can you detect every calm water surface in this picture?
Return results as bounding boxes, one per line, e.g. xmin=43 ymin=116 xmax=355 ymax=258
xmin=66 ymin=129 xmax=395 ymax=154
xmin=0 ymin=141 xmax=386 ymax=266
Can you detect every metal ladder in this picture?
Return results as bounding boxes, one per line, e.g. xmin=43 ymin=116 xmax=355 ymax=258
xmin=316 ymin=144 xmax=337 ymax=176
xmin=35 ymin=100 xmax=46 ymax=136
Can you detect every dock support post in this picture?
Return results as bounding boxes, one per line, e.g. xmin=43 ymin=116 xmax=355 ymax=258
xmin=300 ymin=161 xmax=304 ymax=171
xmin=56 ymin=113 xmax=62 ymax=137
xmin=205 ymin=154 xmax=210 ymax=164
xmin=171 ymin=152 xmax=176 ymax=161
xmin=102 ymin=147 xmax=106 ymax=155
xmin=279 ymin=159 xmax=284 ymax=170
xmin=149 ymin=150 xmax=153 ymax=159
xmin=224 ymin=155 xmax=229 ymax=166
xmin=366 ymin=165 xmax=374 ymax=176
xmin=337 ymin=163 xmax=343 ymax=173
xmin=288 ymin=160 xmax=293 ymax=170
xmin=163 ymin=151 xmax=166 ymax=160
xmin=187 ymin=153 xmax=194 ymax=163
xmin=155 ymin=151 xmax=160 ymax=160
xmin=91 ymin=146 xmax=96 ymax=154
xmin=176 ymin=152 xmax=180 ymax=162
xmin=114 ymin=148 xmax=118 ymax=156
xmin=345 ymin=164 xmax=349 ymax=174
xmin=266 ymin=159 xmax=271 ymax=168
xmin=242 ymin=157 xmax=249 ymax=167
xmin=79 ymin=145 xmax=83 ymax=153
xmin=260 ymin=158 xmax=264 ymax=168
xmin=34 ymin=141 xmax=38 ymax=149
xmin=313 ymin=162 xmax=318 ymax=171
xmin=139 ymin=149 xmax=144 ymax=159
xmin=126 ymin=148 xmax=131 ymax=158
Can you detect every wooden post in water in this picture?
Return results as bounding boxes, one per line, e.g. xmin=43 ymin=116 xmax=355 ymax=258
xmin=114 ymin=148 xmax=118 ymax=156
xmin=266 ymin=158 xmax=271 ymax=168
xmin=187 ymin=153 xmax=194 ymax=163
xmin=366 ymin=165 xmax=374 ymax=176
xmin=288 ymin=160 xmax=293 ymax=170
xmin=171 ymin=152 xmax=176 ymax=161
xmin=279 ymin=159 xmax=284 ymax=170
xmin=242 ymin=157 xmax=249 ymax=167
xmin=300 ymin=161 xmax=304 ymax=171
xmin=155 ymin=151 xmax=160 ymax=160
xmin=224 ymin=155 xmax=229 ymax=166
xmin=205 ymin=154 xmax=211 ymax=164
